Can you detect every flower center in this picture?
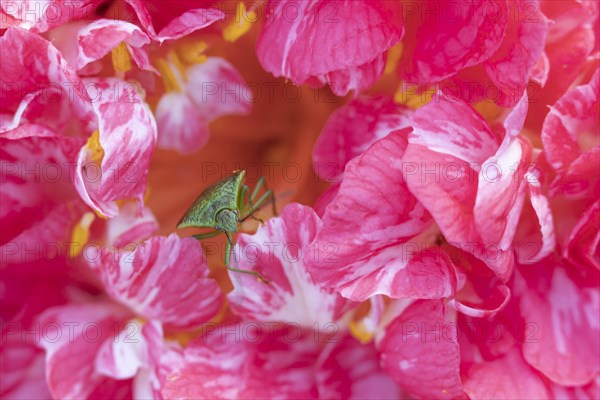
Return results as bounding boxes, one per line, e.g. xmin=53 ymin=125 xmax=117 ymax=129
xmin=111 ymin=42 xmax=133 ymax=73
xmin=223 ymin=2 xmax=257 ymax=43
xmin=69 ymin=211 xmax=96 ymax=258
xmin=86 ymin=130 xmax=104 ymax=164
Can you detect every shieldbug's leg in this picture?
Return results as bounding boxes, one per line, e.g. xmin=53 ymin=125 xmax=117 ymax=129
xmin=239 ymin=183 xmax=263 ymax=224
xmin=247 ymin=189 xmax=275 ymax=219
xmin=223 ymin=232 xmax=270 ymax=284
xmin=252 ymin=176 xmax=277 ymax=216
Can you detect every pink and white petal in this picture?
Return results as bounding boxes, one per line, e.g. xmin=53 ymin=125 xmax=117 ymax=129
xmin=499 ymin=91 xmax=529 ymax=151
xmin=313 ymin=96 xmax=412 ymax=182
xmin=138 ymin=341 xmax=184 ymax=400
xmin=518 ymin=262 xmax=600 ymax=386
xmin=316 ymin=334 xmax=401 ymax=399
xmin=320 ymin=54 xmax=386 ymax=96
xmin=0 ymin=339 xmax=51 ymax=399
xmin=403 ymin=144 xmax=479 ymax=245
xmin=542 ymin=68 xmax=599 ymax=173
xmin=74 ymin=19 xmax=152 ymax=71
xmin=564 ymin=200 xmax=599 ymax=270
xmin=517 ymin=169 xmax=555 ymax=264
xmin=316 ymin=128 xmax=431 ymax=259
xmin=1 ymin=89 xmax=73 ymax=134
xmin=403 ymin=0 xmax=508 ymax=83
xmin=105 ymin=201 xmax=159 ymax=249
xmin=483 ymin=0 xmax=548 ymax=107
xmin=408 ymin=94 xmax=498 ymax=164
xmin=161 ymin=326 xmax=320 ymax=399
xmin=452 ymin=252 xmax=511 ymax=318
xmin=124 ymin=0 xmax=223 ymax=42
xmin=256 ymin=0 xmax=403 ymax=87
xmin=462 ymin=348 xmax=550 ymax=399
xmin=1 ymin=0 xmax=104 ymax=32
xmin=308 ymin=129 xmax=442 ymax=301
xmin=95 ymin=319 xmax=163 ymax=399
xmin=530 ymin=51 xmax=550 ymax=87
xmin=153 ymin=8 xmax=224 ymax=42
xmin=186 ymin=57 xmax=252 ymax=119
xmin=313 ymin=183 xmax=340 ymax=218
xmin=74 ymin=78 xmax=157 ymax=218
xmin=0 ymin=134 xmax=85 ymax=246
xmin=378 ymin=300 xmax=465 ymax=399
xmin=89 ymin=234 xmax=223 ymax=330
xmin=324 ymin=245 xmax=458 ymax=302
xmin=547 ymin=378 xmax=600 ymax=400
xmin=155 ymin=93 xmax=210 ymax=153
xmin=36 ymin=301 xmax=132 ymax=399
xmin=473 ymin=138 xmax=531 ymax=251
xmin=228 ymin=203 xmax=351 ymax=326
xmin=0 ymin=28 xmax=93 ymax=126
xmin=0 ymin=202 xmax=84 ymax=267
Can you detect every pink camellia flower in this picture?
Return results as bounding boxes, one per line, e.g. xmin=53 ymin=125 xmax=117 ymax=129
xmin=541 ymin=68 xmax=599 ymax=273
xmin=402 ymin=93 xmax=554 ymax=279
xmin=256 ymin=0 xmax=404 ymax=96
xmin=2 ymin=0 xmax=600 ymax=398
xmin=376 ymin=255 xmax=599 ymax=399
xmin=307 ymin=128 xmax=458 ymax=302
xmin=35 ymin=218 xmax=223 ymax=399
xmin=1 ymin=27 xmax=156 ymax=218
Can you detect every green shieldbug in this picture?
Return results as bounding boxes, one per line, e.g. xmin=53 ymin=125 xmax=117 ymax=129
xmin=177 ymin=170 xmax=276 ymax=283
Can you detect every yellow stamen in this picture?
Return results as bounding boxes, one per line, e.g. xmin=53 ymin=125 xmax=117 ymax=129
xmin=223 ymin=2 xmax=256 ymax=43
xmin=86 ymin=130 xmax=104 ymax=164
xmin=167 ymin=51 xmax=188 ymax=82
xmin=474 ymin=100 xmax=502 ymax=122
xmin=384 ymin=42 xmax=404 ymax=74
xmin=394 ymin=83 xmax=434 ymax=109
xmin=349 ymin=319 xmax=374 ymax=344
xmin=155 ymin=58 xmax=183 ymax=92
xmin=69 ymin=212 xmax=96 ymax=258
xmin=143 ymin=185 xmax=152 ymax=203
xmin=177 ymin=41 xmax=209 ymax=65
xmin=111 ymin=42 xmax=132 ymax=73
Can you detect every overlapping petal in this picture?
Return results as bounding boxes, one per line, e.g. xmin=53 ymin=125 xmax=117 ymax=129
xmin=517 ymin=261 xmax=600 ymax=386
xmin=0 ymin=133 xmax=85 ymax=253
xmin=228 ymin=203 xmax=351 ymax=326
xmin=0 ymin=0 xmax=104 ymax=32
xmin=256 ymin=0 xmax=404 ymax=95
xmin=88 ymin=234 xmax=223 ymax=330
xmin=124 ymin=0 xmax=224 ymax=43
xmin=74 ymin=78 xmax=156 ymax=218
xmin=402 ymin=0 xmax=508 ymax=83
xmin=313 ymin=96 xmax=412 ymax=182
xmin=161 ymin=325 xmax=320 ymax=399
xmin=36 ymin=301 xmax=133 ymax=399
xmin=462 ymin=348 xmax=550 ymax=399
xmin=308 ymin=129 xmax=459 ymax=301
xmin=378 ymin=299 xmax=464 ymax=399
xmin=542 ymin=68 xmax=599 ymax=198
xmin=57 ymin=19 xmax=153 ymax=71
xmin=403 ymin=94 xmax=544 ymax=280
xmin=155 ymin=57 xmax=251 ymax=153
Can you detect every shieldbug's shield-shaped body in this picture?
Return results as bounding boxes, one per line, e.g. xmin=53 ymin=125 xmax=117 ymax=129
xmin=177 ymin=170 xmax=276 ymax=283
